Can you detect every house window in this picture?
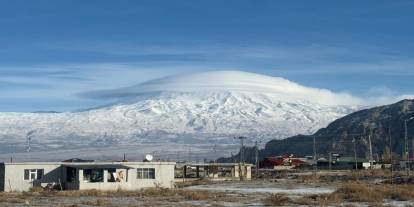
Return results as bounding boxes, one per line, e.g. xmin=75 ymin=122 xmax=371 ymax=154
xmin=108 ymin=169 xmax=126 ymax=182
xmin=66 ymin=167 xmax=77 ymax=182
xmin=137 ymin=168 xmax=155 ymax=179
xmin=107 ymin=169 xmax=116 ymax=182
xmin=83 ymin=169 xmax=104 ymax=183
xmin=24 ymin=169 xmax=44 ymax=181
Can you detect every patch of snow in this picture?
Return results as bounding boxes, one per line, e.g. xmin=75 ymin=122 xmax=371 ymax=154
xmin=0 ymin=71 xmax=361 ymax=159
xmin=185 ymin=183 xmax=335 ymax=195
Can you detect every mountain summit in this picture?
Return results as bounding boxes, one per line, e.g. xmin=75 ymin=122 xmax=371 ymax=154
xmin=0 ymin=71 xmax=359 ymax=160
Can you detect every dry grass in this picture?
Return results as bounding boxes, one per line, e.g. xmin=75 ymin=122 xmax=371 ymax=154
xmin=53 ymin=188 xmax=214 ymax=202
xmin=262 ymin=182 xmax=414 ymax=206
xmin=176 ymin=179 xmax=211 ymax=188
xmin=180 ymin=190 xmax=210 ymax=200
xmin=291 ymin=196 xmax=316 ymax=206
xmin=263 ymin=193 xmax=291 ymax=206
xmin=350 ymin=169 xmax=405 ymax=179
xmin=0 ymin=188 xmax=216 ymax=206
xmin=95 ymin=199 xmax=111 ymax=206
xmin=29 ymin=186 xmax=44 ymax=192
xmin=328 ymin=182 xmax=414 ymax=203
xmin=0 ymin=192 xmax=28 ymax=204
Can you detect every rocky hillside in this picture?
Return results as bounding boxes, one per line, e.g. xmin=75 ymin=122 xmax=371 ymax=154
xmin=221 ymin=99 xmax=414 ymax=163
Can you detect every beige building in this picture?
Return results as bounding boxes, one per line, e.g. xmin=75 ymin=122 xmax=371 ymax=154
xmin=176 ymin=163 xmax=252 ymax=181
xmin=0 ymin=161 xmax=175 ymax=192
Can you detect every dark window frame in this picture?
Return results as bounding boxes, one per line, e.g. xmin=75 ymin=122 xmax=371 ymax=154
xmin=83 ymin=169 xmax=104 ymax=183
xmin=137 ymin=168 xmax=155 ymax=179
xmin=23 ymin=169 xmax=44 ymax=181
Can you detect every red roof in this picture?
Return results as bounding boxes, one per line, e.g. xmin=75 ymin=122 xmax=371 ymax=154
xmin=260 ymin=156 xmax=308 ymax=168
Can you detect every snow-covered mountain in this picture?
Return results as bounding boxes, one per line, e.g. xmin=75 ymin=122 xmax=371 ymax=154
xmin=0 ymin=71 xmax=361 ymax=160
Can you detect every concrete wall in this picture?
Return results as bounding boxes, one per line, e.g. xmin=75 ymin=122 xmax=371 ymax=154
xmin=2 ymin=162 xmax=175 ymax=192
xmin=3 ymin=163 xmax=62 ymax=192
xmin=0 ymin=163 xmax=4 ymax=191
xmin=76 ymin=162 xmax=175 ymax=190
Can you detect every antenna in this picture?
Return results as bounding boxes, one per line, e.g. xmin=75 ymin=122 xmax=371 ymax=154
xmin=26 ymin=130 xmax=36 ymax=152
xmin=188 ymin=148 xmax=192 ymax=163
xmin=123 ymin=153 xmax=127 ymax=162
xmin=27 ymin=137 xmax=31 ymax=152
xmin=213 ymin=144 xmax=217 ymax=163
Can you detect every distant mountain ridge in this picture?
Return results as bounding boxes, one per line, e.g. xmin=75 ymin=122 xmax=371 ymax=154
xmin=220 ymin=99 xmax=414 ymax=163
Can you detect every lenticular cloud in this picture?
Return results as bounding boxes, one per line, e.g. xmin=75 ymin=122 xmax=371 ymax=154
xmin=81 ymin=70 xmax=363 ymax=106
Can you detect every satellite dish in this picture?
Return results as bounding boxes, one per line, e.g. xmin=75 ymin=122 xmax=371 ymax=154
xmin=145 ymin=154 xmax=153 ymax=162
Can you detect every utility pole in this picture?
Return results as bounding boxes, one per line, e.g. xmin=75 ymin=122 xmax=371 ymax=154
xmin=389 ymin=125 xmax=393 ymax=185
xmin=255 ymin=140 xmax=261 ymax=177
xmin=329 ymin=152 xmax=333 ymax=171
xmin=353 ymin=137 xmax=358 ymax=170
xmin=313 ymin=136 xmax=317 ymax=172
xmin=235 ymin=136 xmax=247 ymax=164
xmin=368 ymin=128 xmax=374 ymax=171
xmin=234 ymin=136 xmax=247 ymax=181
xmin=404 ymin=117 xmax=413 ymax=176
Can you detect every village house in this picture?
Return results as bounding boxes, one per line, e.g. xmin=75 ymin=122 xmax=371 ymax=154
xmin=176 ymin=163 xmax=252 ymax=180
xmin=259 ymin=155 xmax=312 ymax=170
xmin=0 ymin=160 xmax=175 ymax=192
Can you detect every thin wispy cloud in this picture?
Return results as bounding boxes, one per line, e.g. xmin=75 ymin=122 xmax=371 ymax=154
xmin=1 ymin=41 xmax=413 ymax=112
xmin=0 ymin=1 xmax=413 ymax=111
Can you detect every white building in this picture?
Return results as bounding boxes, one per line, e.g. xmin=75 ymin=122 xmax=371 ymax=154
xmin=0 ymin=161 xmax=175 ymax=192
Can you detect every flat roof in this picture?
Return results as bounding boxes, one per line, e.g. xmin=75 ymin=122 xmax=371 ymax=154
xmin=1 ymin=161 xmax=176 ymax=165
xmin=63 ymin=164 xmax=134 ymax=169
xmin=176 ymin=163 xmax=254 ymax=167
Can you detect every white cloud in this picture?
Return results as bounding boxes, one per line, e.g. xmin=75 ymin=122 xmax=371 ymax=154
xmin=79 ymin=70 xmax=413 ymax=107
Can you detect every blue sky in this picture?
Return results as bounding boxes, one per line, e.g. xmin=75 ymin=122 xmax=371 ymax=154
xmin=1 ymin=0 xmax=414 ymax=112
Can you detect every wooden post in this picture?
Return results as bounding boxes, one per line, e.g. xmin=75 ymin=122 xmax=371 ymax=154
xmin=8 ymin=179 xmax=12 ymax=192
xmin=183 ymin=165 xmax=187 ymax=180
xmin=58 ymin=178 xmax=63 ymax=191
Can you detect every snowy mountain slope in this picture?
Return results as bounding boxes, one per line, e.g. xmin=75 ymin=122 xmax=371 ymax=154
xmin=0 ymin=71 xmax=360 ymax=159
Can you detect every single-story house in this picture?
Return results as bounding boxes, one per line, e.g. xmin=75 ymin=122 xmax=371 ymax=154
xmin=0 ymin=160 xmax=175 ymax=192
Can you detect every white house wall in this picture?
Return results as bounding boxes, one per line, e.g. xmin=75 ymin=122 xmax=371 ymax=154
xmin=1 ymin=162 xmax=175 ymax=192
xmin=3 ymin=163 xmax=62 ymax=192
xmin=76 ymin=163 xmax=175 ymax=190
